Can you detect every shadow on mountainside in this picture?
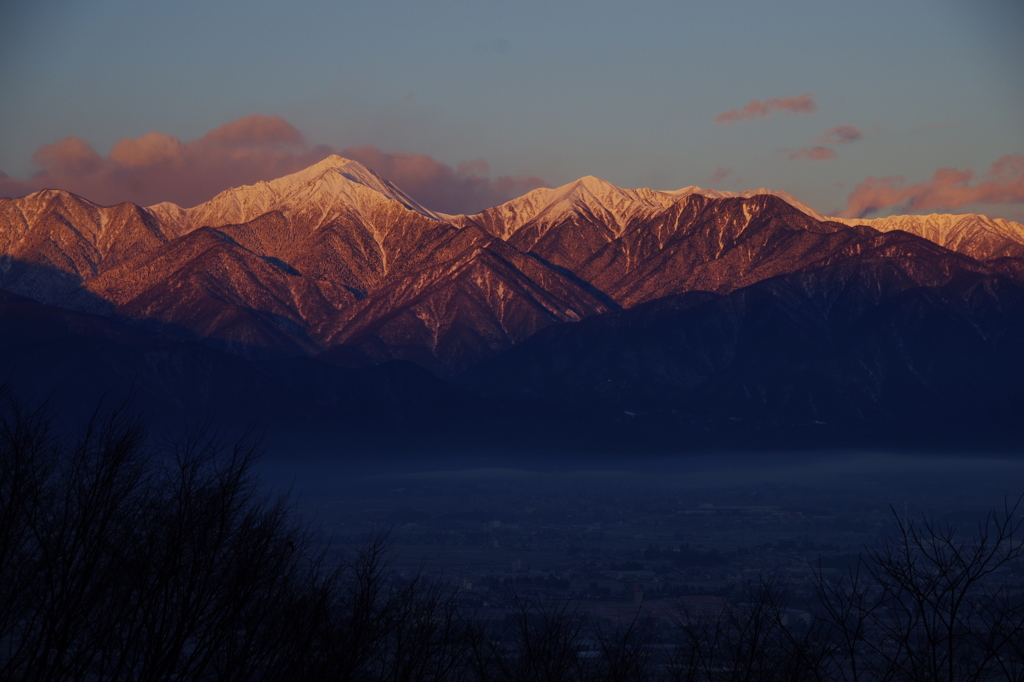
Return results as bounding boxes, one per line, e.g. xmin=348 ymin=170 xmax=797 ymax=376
xmin=4 ymin=259 xmax=1024 ymax=456
xmin=0 ymin=256 xmax=118 ymax=313
xmin=0 ymin=265 xmax=616 ymax=455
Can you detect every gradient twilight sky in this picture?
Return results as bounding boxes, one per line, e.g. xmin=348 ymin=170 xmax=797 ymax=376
xmin=1 ymin=0 xmax=1023 ymax=219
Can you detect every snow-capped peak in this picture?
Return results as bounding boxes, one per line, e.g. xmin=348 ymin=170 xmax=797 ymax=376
xmin=461 ymin=175 xmax=689 ymax=238
xmin=269 ymin=155 xmax=423 ymax=208
xmin=146 ymin=155 xmax=442 ymax=233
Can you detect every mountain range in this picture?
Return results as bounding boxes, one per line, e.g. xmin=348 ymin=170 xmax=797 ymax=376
xmin=3 ymin=155 xmax=1023 ymax=452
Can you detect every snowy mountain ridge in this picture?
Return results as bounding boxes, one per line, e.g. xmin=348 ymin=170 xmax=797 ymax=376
xmin=831 ymin=212 xmax=1024 ymax=260
xmin=449 ymin=177 xmax=833 ymax=240
xmin=15 ymin=154 xmax=1022 ymax=265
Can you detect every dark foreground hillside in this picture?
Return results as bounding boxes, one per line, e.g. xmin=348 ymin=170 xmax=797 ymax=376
xmin=3 ymin=396 xmax=1024 ymax=681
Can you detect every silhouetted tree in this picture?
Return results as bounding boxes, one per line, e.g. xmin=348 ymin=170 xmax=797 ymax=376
xmin=667 ymin=576 xmax=827 ymax=682
xmin=814 ymin=498 xmax=1024 ymax=682
xmin=591 ymin=614 xmax=657 ymax=682
xmin=0 ymin=395 xmax=326 ymax=681
xmin=0 ymin=394 xmax=481 ymax=682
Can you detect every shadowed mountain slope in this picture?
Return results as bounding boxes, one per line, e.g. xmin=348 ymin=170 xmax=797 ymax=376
xmin=0 ymin=287 xmax=607 ymax=452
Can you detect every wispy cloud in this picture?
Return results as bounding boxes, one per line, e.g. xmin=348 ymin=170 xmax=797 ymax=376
xmin=816 ymin=125 xmax=863 ymax=145
xmin=0 ymin=115 xmax=547 ymax=214
xmin=840 ymin=154 xmax=1024 ymax=218
xmin=708 ymin=167 xmax=733 ymax=184
xmin=785 ymin=146 xmax=837 ymax=161
xmin=780 ymin=125 xmax=863 ymax=162
xmin=714 ymin=93 xmax=817 ymax=125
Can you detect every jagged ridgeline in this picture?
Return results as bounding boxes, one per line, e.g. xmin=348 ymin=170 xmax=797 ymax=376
xmin=2 ymin=156 xmax=1024 ymax=451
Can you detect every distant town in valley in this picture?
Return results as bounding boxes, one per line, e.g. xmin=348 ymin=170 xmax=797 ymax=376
xmin=268 ymin=452 xmax=1024 ymax=627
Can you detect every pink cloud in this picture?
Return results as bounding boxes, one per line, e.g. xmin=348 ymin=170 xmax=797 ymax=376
xmin=0 ymin=115 xmax=546 ymax=214
xmin=200 ymin=114 xmax=306 ymax=147
xmin=840 ymin=154 xmax=1024 ymax=218
xmin=8 ymin=115 xmax=329 ymax=208
xmin=714 ymin=93 xmax=817 ymax=125
xmin=816 ymin=125 xmax=863 ymax=145
xmin=785 ymin=146 xmax=838 ymax=161
xmin=708 ymin=167 xmax=733 ymax=184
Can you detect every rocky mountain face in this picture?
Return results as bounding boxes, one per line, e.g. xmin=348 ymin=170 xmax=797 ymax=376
xmin=0 ymin=190 xmax=181 ymax=304
xmin=3 ymin=156 xmax=1023 ymax=450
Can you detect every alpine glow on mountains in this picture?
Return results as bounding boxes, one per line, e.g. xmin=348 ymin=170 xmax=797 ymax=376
xmin=2 ymin=156 xmax=1024 ymax=451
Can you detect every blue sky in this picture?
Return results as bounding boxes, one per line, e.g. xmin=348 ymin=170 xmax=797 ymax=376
xmin=1 ymin=0 xmax=1022 ymax=218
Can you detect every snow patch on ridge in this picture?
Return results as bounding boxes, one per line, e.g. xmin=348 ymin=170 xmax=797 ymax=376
xmin=663 ymin=186 xmax=829 ymax=222
xmin=451 ymin=177 xmax=833 ymax=239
